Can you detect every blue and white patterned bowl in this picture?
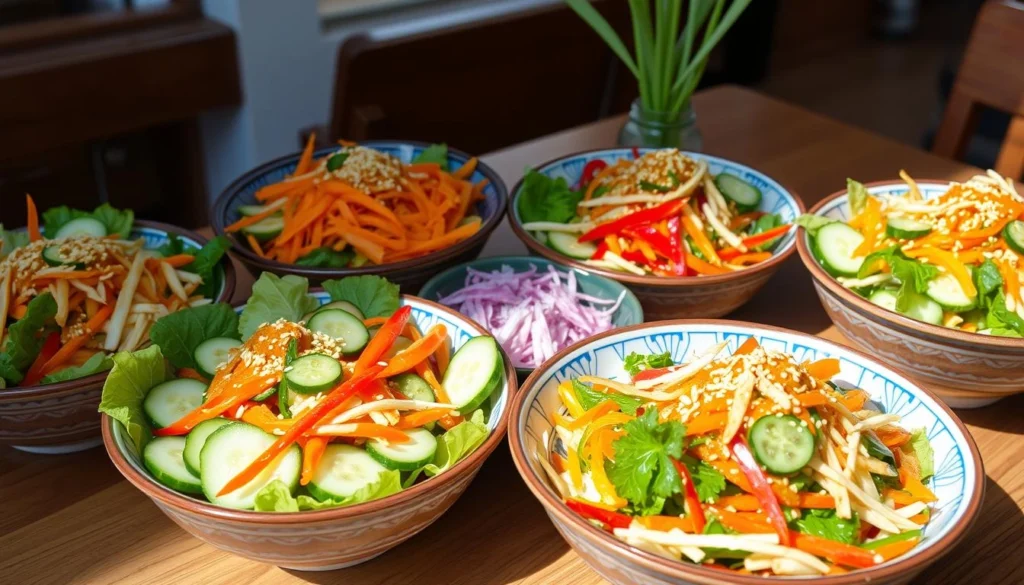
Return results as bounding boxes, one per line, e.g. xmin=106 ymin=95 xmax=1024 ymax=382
xmin=507 ymin=148 xmax=805 ymax=320
xmin=509 ymin=320 xmax=984 ymax=585
xmin=797 ymin=181 xmax=1024 ymax=409
xmin=212 ymin=141 xmax=508 ymax=293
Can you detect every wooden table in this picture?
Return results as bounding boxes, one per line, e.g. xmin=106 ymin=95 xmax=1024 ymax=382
xmin=2 ymin=85 xmax=1021 ymax=585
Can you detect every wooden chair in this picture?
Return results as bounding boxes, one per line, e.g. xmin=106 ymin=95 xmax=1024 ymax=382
xmin=933 ymin=0 xmax=1024 ymax=179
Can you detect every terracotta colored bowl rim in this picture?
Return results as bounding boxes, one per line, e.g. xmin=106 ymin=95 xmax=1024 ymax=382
xmin=506 ymin=147 xmax=806 ymax=287
xmin=0 ymin=219 xmax=237 ymax=401
xmin=797 ymin=179 xmax=1024 ymax=350
xmin=102 ymin=294 xmax=516 ymax=524
xmin=508 ymin=318 xmax=986 ymax=585
xmin=211 ymin=140 xmax=508 ymax=278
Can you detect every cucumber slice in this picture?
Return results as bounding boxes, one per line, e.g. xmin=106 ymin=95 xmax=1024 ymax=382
xmin=747 ymin=414 xmax=815 ymax=475
xmin=41 ymin=245 xmax=85 ymax=269
xmin=391 ymin=373 xmax=436 ymax=431
xmin=714 ymin=173 xmax=762 ymax=212
xmin=144 ymin=437 xmax=203 ymax=494
xmin=307 ymin=309 xmax=369 ymax=356
xmin=814 ymin=223 xmax=867 ymax=277
xmin=885 ymin=215 xmax=932 ymax=239
xmin=1004 ymin=220 xmax=1024 ymax=255
xmin=54 ymin=217 xmax=107 ymax=239
xmin=318 ymin=300 xmax=365 ymax=321
xmin=383 ymin=336 xmax=414 ymax=360
xmin=366 ymin=428 xmax=438 ymax=471
xmin=241 ymin=215 xmax=285 ymax=242
xmin=199 ymin=422 xmax=301 ymax=509
xmin=307 ymin=444 xmax=389 ymax=501
xmin=193 ymin=337 xmax=242 ymax=379
xmin=252 ymin=386 xmax=277 ymax=402
xmin=238 ymin=204 xmax=282 ymax=217
xmin=925 ymin=272 xmax=977 ymax=312
xmin=441 ymin=336 xmax=502 ymax=414
xmin=285 ymin=353 xmax=342 ymax=394
xmin=183 ymin=418 xmax=232 ymax=476
xmin=458 ymin=215 xmax=482 ymax=227
xmin=868 ymin=289 xmax=899 ymax=312
xmin=144 ymin=379 xmax=207 ymax=429
xmin=548 ymin=231 xmax=598 ymax=260
xmin=350 ymin=253 xmax=370 ymax=267
xmin=900 ymin=290 xmax=944 ymax=325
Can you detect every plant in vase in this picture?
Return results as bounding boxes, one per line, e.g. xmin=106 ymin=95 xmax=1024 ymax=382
xmin=567 ymin=0 xmax=753 ymax=150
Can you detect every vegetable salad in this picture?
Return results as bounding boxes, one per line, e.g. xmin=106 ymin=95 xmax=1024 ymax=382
xmin=228 ymin=139 xmax=489 ymax=268
xmin=518 ymin=149 xmax=793 ymax=276
xmin=99 ymin=274 xmax=503 ymax=511
xmin=800 ymin=171 xmax=1024 ymax=337
xmin=541 ymin=339 xmax=935 ymax=577
xmin=0 ymin=197 xmax=229 ymax=388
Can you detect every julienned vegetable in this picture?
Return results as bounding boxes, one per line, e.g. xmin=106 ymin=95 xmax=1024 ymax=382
xmin=436 ymin=265 xmax=625 ymax=368
xmin=518 ymin=149 xmax=792 ymax=277
xmin=542 ymin=339 xmax=936 ymax=577
xmin=226 ymin=138 xmax=489 ymax=268
xmin=0 ymin=196 xmax=230 ymax=389
xmin=99 ymin=273 xmax=502 ymax=511
xmin=800 ymin=170 xmax=1024 ymax=338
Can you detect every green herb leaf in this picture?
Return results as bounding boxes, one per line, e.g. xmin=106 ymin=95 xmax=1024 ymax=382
xmin=92 ymin=203 xmax=134 ymax=239
xmin=322 ymin=275 xmax=400 ymax=319
xmin=516 ymin=169 xmax=584 ymax=225
xmin=680 ymin=454 xmax=727 ymax=503
xmin=749 ymin=213 xmax=784 ymax=252
xmin=790 ymin=509 xmax=860 ymax=545
xmin=97 ymin=345 xmax=171 ymax=452
xmin=254 ymin=470 xmax=402 ymax=512
xmin=40 ymin=353 xmax=113 ymax=384
xmin=908 ymin=428 xmax=934 ymax=481
xmin=402 ymin=409 xmax=489 ymax=487
xmin=411 ymin=143 xmax=450 ymax=171
xmin=795 ymin=214 xmax=837 ymax=236
xmin=296 ymin=247 xmax=354 ymax=268
xmin=239 ymin=273 xmax=319 ymax=340
xmin=606 ymin=407 xmax=685 ymax=509
xmin=639 ymin=180 xmax=671 ymax=193
xmin=858 ymin=247 xmax=940 ymax=312
xmin=156 ymin=233 xmax=187 ymax=257
xmin=0 ymin=224 xmax=29 ymax=258
xmin=183 ymin=236 xmax=231 ymax=299
xmin=1 ymin=292 xmax=58 ymax=379
xmin=572 ymin=379 xmax=644 ymax=415
xmin=622 ymin=351 xmax=674 ymax=377
xmin=974 ymin=259 xmax=1003 ymax=309
xmin=326 ymin=151 xmax=349 ymax=172
xmin=149 ymin=304 xmax=240 ymax=370
xmin=985 ymin=290 xmax=1024 ymax=335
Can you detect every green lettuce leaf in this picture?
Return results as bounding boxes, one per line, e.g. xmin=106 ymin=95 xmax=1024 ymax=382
xmin=0 ymin=224 xmax=29 ymax=258
xmin=296 ymin=247 xmax=354 ymax=268
xmin=156 ymin=233 xmax=187 ymax=257
xmin=97 ymin=345 xmax=171 ymax=451
xmin=622 ymin=351 xmax=674 ymax=377
xmin=92 ymin=203 xmax=134 ymax=239
xmin=149 ymin=303 xmax=240 ymax=370
xmin=41 ymin=207 xmax=90 ymax=238
xmin=908 ymin=428 xmax=934 ymax=481
xmin=516 ymin=169 xmax=584 ymax=224
xmin=795 ymin=214 xmax=836 ymax=236
xmin=239 ymin=273 xmax=319 ymax=340
xmin=858 ymin=247 xmax=940 ymax=312
xmin=1 ymin=292 xmax=58 ymax=381
xmin=0 ymin=355 xmax=21 ymax=387
xmin=322 ymin=275 xmax=400 ymax=318
xmin=606 ymin=407 xmax=684 ymax=511
xmin=254 ymin=470 xmax=403 ymax=512
xmin=986 ymin=290 xmax=1024 ymax=336
xmin=847 ymin=178 xmax=868 ymax=215
xmin=572 ymin=379 xmax=643 ymax=415
xmin=790 ymin=509 xmax=860 ymax=545
xmin=411 ymin=143 xmax=450 ymax=171
xmin=40 ymin=352 xmax=113 ymax=384
xmin=403 ymin=409 xmax=490 ymax=487
xmin=184 ymin=236 xmax=231 ymax=299
xmin=974 ymin=259 xmax=1003 ymax=304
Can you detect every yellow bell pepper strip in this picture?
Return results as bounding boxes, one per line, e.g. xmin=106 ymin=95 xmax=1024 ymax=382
xmin=377 ymin=323 xmax=446 ymax=378
xmin=566 ymin=445 xmax=584 ymax=492
xmin=681 ymin=213 xmax=721 ymax=264
xmin=902 ymin=247 xmax=977 ymax=298
xmin=557 ymin=380 xmax=586 ymax=418
xmin=729 ymin=435 xmax=791 ymax=547
xmin=566 ymin=399 xmax=620 ymax=431
xmin=585 ymin=428 xmax=627 ymax=508
xmin=853 ymin=197 xmax=883 ymax=256
xmin=355 ymin=305 xmax=411 ymax=373
xmin=564 ymin=499 xmax=632 ymax=531
xmin=578 ymin=199 xmax=688 ymax=243
xmin=672 ymin=459 xmax=706 ymax=533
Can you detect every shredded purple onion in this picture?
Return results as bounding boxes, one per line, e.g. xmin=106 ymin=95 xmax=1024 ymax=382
xmin=437 ymin=265 xmax=625 ymax=368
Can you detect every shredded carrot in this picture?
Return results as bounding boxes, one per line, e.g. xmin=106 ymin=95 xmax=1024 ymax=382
xmin=294 ymin=132 xmax=317 ymax=176
xmin=39 ymin=304 xmax=113 ymax=375
xmin=25 ymin=195 xmax=42 ymax=241
xmin=300 ymin=437 xmax=327 ymax=486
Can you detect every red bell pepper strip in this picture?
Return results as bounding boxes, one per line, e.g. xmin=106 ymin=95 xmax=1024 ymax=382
xmin=578 ymin=159 xmax=609 ymax=189
xmin=631 ymin=364 xmax=682 ymax=383
xmin=631 ymin=146 xmax=641 ymax=159
xmin=590 ymin=239 xmax=609 ymax=260
xmin=718 ymin=224 xmax=794 ymax=261
xmin=579 ymin=199 xmax=688 ymax=243
xmin=672 ymin=460 xmax=707 ymax=533
xmin=728 ymin=435 xmax=791 ymax=546
xmin=666 ymin=217 xmax=688 ymax=276
xmin=354 ymin=305 xmax=411 ymax=373
xmin=21 ymin=332 xmax=61 ymax=387
xmin=565 ymin=499 xmax=633 ymax=531
xmin=217 ymin=365 xmax=384 ymax=496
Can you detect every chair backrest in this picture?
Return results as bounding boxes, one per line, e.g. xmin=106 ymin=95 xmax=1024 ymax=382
xmin=932 ymin=0 xmax=1024 ymax=179
xmin=327 ymin=1 xmax=633 ymax=155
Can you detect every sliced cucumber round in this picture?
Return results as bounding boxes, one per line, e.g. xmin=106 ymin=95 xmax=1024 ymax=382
xmin=548 ymin=231 xmax=598 ymax=260
xmin=41 ymin=245 xmax=86 ymax=269
xmin=194 ymin=337 xmax=242 ymax=379
xmin=748 ymin=414 xmax=815 ymax=475
xmin=307 ymin=309 xmax=369 ymax=356
xmin=238 ymin=204 xmax=282 ymax=217
xmin=199 ymin=422 xmax=301 ymax=509
xmin=868 ymin=289 xmax=899 ymax=312
xmin=144 ymin=379 xmax=207 ymax=429
xmin=441 ymin=336 xmax=502 ymax=414
xmin=366 ymin=428 xmax=438 ymax=471
xmin=900 ymin=290 xmax=944 ymax=325
xmin=307 ymin=444 xmax=389 ymax=501
xmin=383 ymin=336 xmax=414 ymax=360
xmin=241 ymin=215 xmax=285 ymax=242
xmin=1004 ymin=220 xmax=1024 ymax=255
xmin=458 ymin=215 xmax=483 ymax=227
xmin=54 ymin=217 xmax=107 ymax=239
xmin=925 ymin=272 xmax=977 ymax=312
xmin=318 ymin=300 xmax=365 ymax=321
xmin=714 ymin=173 xmax=762 ymax=212
xmin=285 ymin=353 xmax=342 ymax=394
xmin=144 ymin=436 xmax=203 ymax=494
xmin=182 ymin=417 xmax=232 ymax=476
xmin=814 ymin=223 xmax=867 ymax=277
xmin=390 ymin=373 xmax=437 ymax=431
xmin=885 ymin=215 xmax=932 ymax=239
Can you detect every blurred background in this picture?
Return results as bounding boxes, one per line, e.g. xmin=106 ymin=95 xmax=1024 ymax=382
xmin=0 ymin=0 xmax=1004 ymax=228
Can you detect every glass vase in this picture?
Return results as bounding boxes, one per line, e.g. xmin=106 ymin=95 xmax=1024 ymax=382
xmin=617 ymin=99 xmax=703 ymax=151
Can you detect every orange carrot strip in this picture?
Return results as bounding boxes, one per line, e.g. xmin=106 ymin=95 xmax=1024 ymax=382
xmin=294 ymin=133 xmax=317 ymax=176
xmin=377 ymin=324 xmax=447 ymax=378
xmin=39 ymin=304 xmax=113 ymax=375
xmin=396 ymin=407 xmax=455 ymax=429
xmin=300 ymin=437 xmax=327 ymax=486
xmin=26 ymin=195 xmax=42 ymax=241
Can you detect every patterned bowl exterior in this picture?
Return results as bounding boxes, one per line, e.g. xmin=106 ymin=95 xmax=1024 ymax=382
xmin=417 ymin=255 xmax=645 ymax=382
xmin=509 ymin=320 xmax=984 ymax=585
xmin=211 ymin=141 xmax=508 ymax=293
xmin=103 ymin=294 xmax=515 ymax=571
xmin=0 ymin=222 xmax=236 ymax=453
xmin=797 ymin=181 xmax=1024 ymax=408
xmin=507 ymin=148 xmax=805 ymax=320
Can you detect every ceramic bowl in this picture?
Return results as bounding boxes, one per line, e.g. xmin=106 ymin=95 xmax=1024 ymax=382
xmin=103 ymin=294 xmax=515 ymax=571
xmin=509 ymin=320 xmax=984 ymax=585
xmin=0 ymin=221 xmax=235 ymax=454
xmin=212 ymin=141 xmax=508 ymax=292
xmin=418 ymin=255 xmax=644 ymax=382
xmin=507 ymin=148 xmax=804 ymax=320
xmin=796 ymin=180 xmax=1024 ymax=409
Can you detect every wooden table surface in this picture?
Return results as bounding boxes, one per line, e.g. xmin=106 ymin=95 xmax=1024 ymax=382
xmin=2 ymin=85 xmax=1021 ymax=585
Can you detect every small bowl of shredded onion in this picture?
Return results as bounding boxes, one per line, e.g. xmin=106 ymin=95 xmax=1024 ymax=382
xmin=419 ymin=256 xmax=644 ymax=380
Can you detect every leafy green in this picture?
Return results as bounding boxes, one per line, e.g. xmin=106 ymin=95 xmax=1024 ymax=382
xmin=858 ymin=247 xmax=940 ymax=312
xmin=572 ymin=380 xmax=643 ymax=415
xmin=322 ymin=275 xmax=400 ymax=319
xmin=0 ymin=224 xmax=29 ymax=258
xmin=411 ymin=143 xmax=449 ymax=171
xmin=0 ymin=293 xmax=58 ymax=383
xmin=41 ymin=207 xmax=90 ymax=238
xmin=40 ymin=353 xmax=113 ymax=384
xmin=42 ymin=204 xmax=134 ymax=239
xmin=908 ymin=428 xmax=934 ymax=481
xmin=790 ymin=509 xmax=860 ymax=545
xmin=239 ymin=273 xmax=319 ymax=340
xmin=847 ymin=179 xmax=868 ymax=215
xmin=326 ymin=151 xmax=349 ymax=172
xmin=606 ymin=407 xmax=685 ymax=512
xmin=987 ymin=327 xmax=1022 ymax=338
xmin=795 ymin=214 xmax=837 ymax=236
xmin=986 ymin=291 xmax=1024 ymax=336
xmin=0 ymin=355 xmax=21 ymax=387
xmin=974 ymin=259 xmax=1003 ymax=303
xmin=156 ymin=233 xmax=187 ymax=257
xmin=254 ymin=470 xmax=402 ymax=512
xmin=185 ymin=236 xmax=231 ymax=299
xmin=639 ymin=180 xmax=671 ymax=193
xmin=97 ymin=345 xmax=171 ymax=451
xmin=296 ymin=247 xmax=354 ymax=268
xmin=748 ymin=212 xmax=784 ymax=252
xmin=701 ymin=518 xmax=750 ymax=559
xmin=403 ymin=409 xmax=490 ymax=487
xmin=149 ymin=304 xmax=240 ymax=370
xmin=680 ymin=454 xmax=727 ymax=503
xmin=622 ymin=351 xmax=674 ymax=377
xmin=516 ymin=169 xmax=584 ymax=224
